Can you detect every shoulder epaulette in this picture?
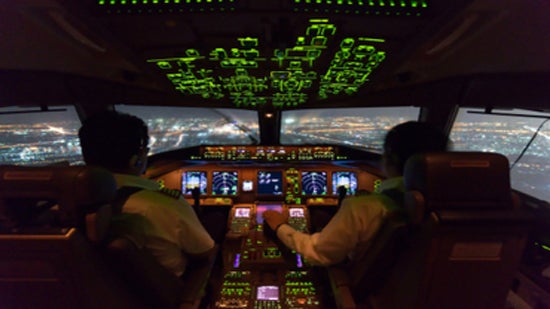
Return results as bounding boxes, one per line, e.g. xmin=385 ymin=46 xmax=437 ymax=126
xmin=159 ymin=187 xmax=183 ymax=199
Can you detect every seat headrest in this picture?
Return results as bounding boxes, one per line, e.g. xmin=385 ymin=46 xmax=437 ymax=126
xmin=404 ymin=152 xmax=512 ymax=210
xmin=0 ymin=165 xmax=117 ymax=224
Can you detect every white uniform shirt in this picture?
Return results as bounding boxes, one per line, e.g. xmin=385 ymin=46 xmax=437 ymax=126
xmin=276 ymin=177 xmax=404 ymax=266
xmin=113 ymin=174 xmax=215 ymax=277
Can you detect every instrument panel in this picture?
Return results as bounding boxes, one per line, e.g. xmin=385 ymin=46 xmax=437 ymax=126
xmin=158 ymin=161 xmax=380 ymax=206
xmin=151 ymin=157 xmax=382 ymax=308
xmin=216 ymin=203 xmax=325 ymax=308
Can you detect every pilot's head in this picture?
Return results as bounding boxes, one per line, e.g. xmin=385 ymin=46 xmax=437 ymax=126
xmin=79 ymin=110 xmax=149 ymax=175
xmin=382 ymin=121 xmax=449 ymax=178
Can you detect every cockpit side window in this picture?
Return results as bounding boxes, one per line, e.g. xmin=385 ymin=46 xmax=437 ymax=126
xmin=450 ymin=108 xmax=550 ymax=203
xmin=0 ymin=106 xmax=83 ymax=166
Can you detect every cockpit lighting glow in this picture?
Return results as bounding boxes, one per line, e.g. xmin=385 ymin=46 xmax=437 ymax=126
xmin=147 ymin=19 xmax=386 ymax=108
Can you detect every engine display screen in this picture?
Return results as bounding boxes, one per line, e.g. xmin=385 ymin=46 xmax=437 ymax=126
xmin=257 ymin=171 xmax=283 ymax=195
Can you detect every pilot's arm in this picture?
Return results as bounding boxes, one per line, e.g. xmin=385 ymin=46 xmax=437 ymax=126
xmin=264 ymin=196 xmax=386 ymax=266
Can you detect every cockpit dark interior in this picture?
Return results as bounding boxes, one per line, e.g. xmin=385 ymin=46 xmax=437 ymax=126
xmin=1 ymin=0 xmax=549 ymax=308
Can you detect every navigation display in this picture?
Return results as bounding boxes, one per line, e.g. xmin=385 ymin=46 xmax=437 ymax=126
xmin=257 ymin=171 xmax=283 ymax=195
xmin=332 ymin=171 xmax=358 ymax=195
xmin=212 ymin=171 xmax=238 ymax=195
xmin=255 ymin=203 xmax=283 ymax=224
xmin=301 ymin=171 xmax=327 ymax=195
xmin=181 ymin=171 xmax=207 ymax=195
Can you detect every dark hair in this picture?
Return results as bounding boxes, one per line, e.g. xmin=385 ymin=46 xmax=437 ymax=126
xmin=79 ymin=111 xmax=149 ymax=171
xmin=384 ymin=121 xmax=449 ymax=173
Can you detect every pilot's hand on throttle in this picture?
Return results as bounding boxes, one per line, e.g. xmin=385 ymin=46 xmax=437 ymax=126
xmin=262 ymin=210 xmax=287 ymax=231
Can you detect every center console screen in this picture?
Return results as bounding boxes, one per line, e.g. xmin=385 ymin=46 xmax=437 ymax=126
xmin=256 ymin=285 xmax=279 ymax=301
xmin=289 ymin=207 xmax=305 ymax=218
xmin=234 ymin=207 xmax=251 ymax=218
xmin=212 ymin=171 xmax=238 ymax=195
xmin=181 ymin=171 xmax=207 ymax=195
xmin=301 ymin=171 xmax=327 ymax=195
xmin=332 ymin=171 xmax=358 ymax=195
xmin=257 ymin=171 xmax=283 ymax=195
xmin=255 ymin=203 xmax=283 ymax=224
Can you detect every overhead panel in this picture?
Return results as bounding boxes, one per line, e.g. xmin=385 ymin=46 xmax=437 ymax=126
xmin=95 ymin=0 xmax=430 ymax=108
xmin=146 ymin=19 xmax=385 ymax=108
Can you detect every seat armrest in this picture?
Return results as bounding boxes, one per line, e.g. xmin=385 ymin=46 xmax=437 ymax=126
xmin=106 ymin=237 xmax=186 ymax=308
xmin=180 ymin=245 xmax=219 ymax=304
xmin=328 ymin=265 xmax=357 ymax=309
xmin=328 ymin=264 xmax=351 ymax=287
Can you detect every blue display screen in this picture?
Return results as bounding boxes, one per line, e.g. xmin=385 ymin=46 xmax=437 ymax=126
xmin=257 ymin=171 xmax=283 ymax=195
xmin=181 ymin=171 xmax=207 ymax=195
xmin=332 ymin=171 xmax=357 ymax=195
xmin=301 ymin=171 xmax=327 ymax=195
xmin=212 ymin=171 xmax=238 ymax=195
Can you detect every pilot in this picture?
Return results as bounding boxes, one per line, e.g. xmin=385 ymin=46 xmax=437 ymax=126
xmin=78 ymin=110 xmax=216 ymax=277
xmin=263 ymin=121 xmax=449 ymax=266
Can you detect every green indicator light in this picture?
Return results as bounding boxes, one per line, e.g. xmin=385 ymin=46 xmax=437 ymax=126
xmin=359 ymin=37 xmax=385 ymax=43
xmin=379 ymin=0 xmax=385 ymax=6
xmin=389 ymin=0 xmax=395 ymax=6
xmin=153 ymin=0 xmax=159 ymax=3
xmin=99 ymin=0 xmax=106 ymax=5
xmin=368 ymin=0 xmax=374 ymax=6
xmin=132 ymin=0 xmax=137 ymax=4
xmin=337 ymin=0 xmax=343 ymax=5
xmin=110 ymin=0 xmax=115 ymax=4
xmin=309 ymin=18 xmax=329 ymax=23
xmin=422 ymin=0 xmax=427 ymax=8
xmin=411 ymin=0 xmax=418 ymax=7
xmin=400 ymin=0 xmax=406 ymax=7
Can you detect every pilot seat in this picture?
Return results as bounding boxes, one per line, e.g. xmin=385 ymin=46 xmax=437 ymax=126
xmin=329 ymin=152 xmax=533 ymax=309
xmin=0 ymin=165 xmax=215 ymax=309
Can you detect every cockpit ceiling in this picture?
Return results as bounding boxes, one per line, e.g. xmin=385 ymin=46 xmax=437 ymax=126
xmin=66 ymin=0 xmax=449 ymax=109
xmin=1 ymin=0 xmax=549 ymax=109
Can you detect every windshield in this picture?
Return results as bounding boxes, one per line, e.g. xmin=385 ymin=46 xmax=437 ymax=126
xmin=450 ymin=108 xmax=550 ymax=203
xmin=115 ymin=105 xmax=259 ymax=155
xmin=280 ymin=107 xmax=420 ymax=152
xmin=0 ymin=105 xmax=83 ymax=166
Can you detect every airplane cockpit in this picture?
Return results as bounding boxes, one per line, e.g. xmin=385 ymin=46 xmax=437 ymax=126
xmin=1 ymin=0 xmax=549 ymax=308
